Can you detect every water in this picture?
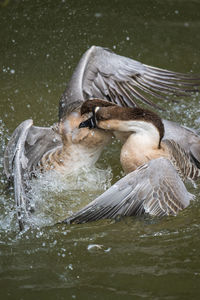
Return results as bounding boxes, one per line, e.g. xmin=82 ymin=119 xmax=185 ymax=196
xmin=1 ymin=0 xmax=200 ymax=299
xmin=28 ymin=165 xmax=113 ymax=227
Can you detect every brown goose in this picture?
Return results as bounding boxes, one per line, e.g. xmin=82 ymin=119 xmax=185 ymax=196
xmin=3 ymin=46 xmax=200 ymax=230
xmin=63 ymin=100 xmax=200 ymax=223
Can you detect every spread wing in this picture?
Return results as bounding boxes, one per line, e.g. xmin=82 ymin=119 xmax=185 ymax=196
xmin=4 ymin=120 xmax=62 ymax=230
xmin=163 ymin=119 xmax=200 ymax=166
xmin=63 ymin=158 xmax=194 ymax=224
xmin=162 ymin=139 xmax=200 ymax=180
xmin=59 ymin=46 xmax=200 ymax=119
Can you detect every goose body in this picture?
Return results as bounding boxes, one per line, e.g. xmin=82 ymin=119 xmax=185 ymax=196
xmin=3 ymin=46 xmax=200 ymax=229
xmin=64 ymin=100 xmax=200 ymax=223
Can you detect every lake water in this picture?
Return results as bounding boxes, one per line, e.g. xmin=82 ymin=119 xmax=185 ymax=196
xmin=0 ymin=0 xmax=200 ymax=299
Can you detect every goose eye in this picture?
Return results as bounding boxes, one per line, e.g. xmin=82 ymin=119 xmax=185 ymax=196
xmin=94 ymin=106 xmax=100 ymax=114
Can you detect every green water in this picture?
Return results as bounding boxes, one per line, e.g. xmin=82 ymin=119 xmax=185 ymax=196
xmin=0 ymin=0 xmax=200 ymax=299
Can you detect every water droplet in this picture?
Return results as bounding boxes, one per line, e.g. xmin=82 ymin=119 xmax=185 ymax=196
xmin=104 ymin=247 xmax=112 ymax=253
xmin=87 ymin=244 xmax=103 ymax=251
xmin=94 ymin=12 xmax=102 ymax=18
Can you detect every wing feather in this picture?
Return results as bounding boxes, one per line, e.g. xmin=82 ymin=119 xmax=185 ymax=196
xmin=63 ymin=158 xmax=194 ymax=224
xmin=59 ymin=46 xmax=200 ymax=119
xmin=163 ymin=139 xmax=200 ymax=180
xmin=163 ymin=120 xmax=200 ymax=167
xmin=4 ymin=121 xmax=62 ymax=230
xmin=4 ymin=120 xmax=33 ymax=230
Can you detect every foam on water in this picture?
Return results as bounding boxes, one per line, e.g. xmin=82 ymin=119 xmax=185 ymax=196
xmin=27 ymin=165 xmax=113 ymax=227
xmin=0 ymin=165 xmax=113 ymax=232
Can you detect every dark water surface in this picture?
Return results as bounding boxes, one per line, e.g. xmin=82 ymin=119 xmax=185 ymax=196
xmin=1 ymin=0 xmax=200 ymax=299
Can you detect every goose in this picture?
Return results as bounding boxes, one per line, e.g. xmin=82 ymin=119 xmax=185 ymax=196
xmin=63 ymin=99 xmax=200 ymax=224
xmin=3 ymin=46 xmax=200 ymax=230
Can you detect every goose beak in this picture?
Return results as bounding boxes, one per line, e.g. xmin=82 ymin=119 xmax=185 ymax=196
xmin=79 ymin=116 xmax=96 ymax=129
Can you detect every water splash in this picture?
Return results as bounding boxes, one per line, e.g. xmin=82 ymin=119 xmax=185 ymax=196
xmin=27 ymin=165 xmax=113 ymax=228
xmin=0 ymin=121 xmax=19 ymax=233
xmin=0 ymin=115 xmax=113 ymax=232
xmin=0 ymin=118 xmax=115 ymax=233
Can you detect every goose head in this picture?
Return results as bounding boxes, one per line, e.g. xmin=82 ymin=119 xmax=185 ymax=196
xmin=59 ymin=99 xmax=112 ymax=148
xmin=79 ymin=99 xmax=165 ymax=148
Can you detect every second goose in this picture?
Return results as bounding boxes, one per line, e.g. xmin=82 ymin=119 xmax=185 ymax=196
xmin=64 ymin=100 xmax=200 ymax=223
